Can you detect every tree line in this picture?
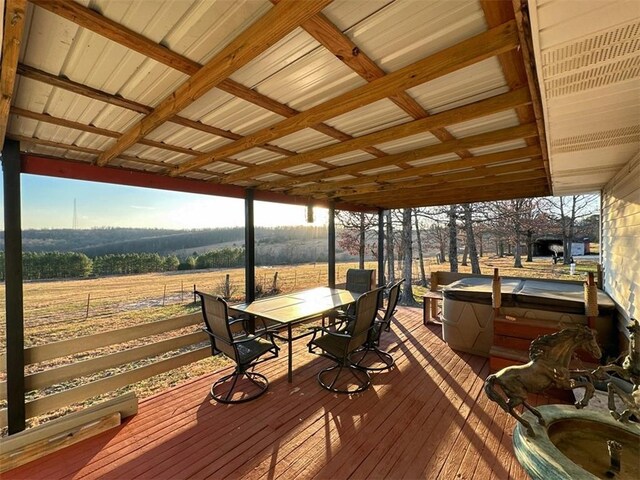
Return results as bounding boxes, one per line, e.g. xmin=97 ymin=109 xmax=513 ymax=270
xmin=0 ymin=248 xmax=245 ymax=280
xmin=336 ymin=195 xmax=600 ymax=306
xmin=4 ymin=225 xmax=330 ymax=256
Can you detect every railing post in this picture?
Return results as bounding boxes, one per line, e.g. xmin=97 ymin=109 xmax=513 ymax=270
xmin=245 ymin=189 xmax=255 ymax=302
xmin=2 ymin=139 xmax=26 ymax=434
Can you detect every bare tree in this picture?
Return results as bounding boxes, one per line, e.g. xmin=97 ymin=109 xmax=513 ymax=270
xmin=448 ymin=205 xmax=459 ymax=273
xmin=336 ymin=211 xmax=377 ymax=268
xmin=415 ymin=207 xmax=448 ymax=263
xmin=414 ymin=209 xmax=427 ymax=286
xmin=486 ymin=199 xmax=528 ymax=268
xmin=544 ymin=195 xmax=599 ymax=264
xmin=463 ymin=203 xmax=481 ymax=274
xmin=399 ymin=208 xmax=417 ymax=305
xmin=385 ymin=209 xmax=396 ymax=284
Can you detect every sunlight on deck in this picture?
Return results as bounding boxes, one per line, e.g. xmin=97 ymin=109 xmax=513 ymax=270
xmin=4 ymin=307 xmax=546 ymax=479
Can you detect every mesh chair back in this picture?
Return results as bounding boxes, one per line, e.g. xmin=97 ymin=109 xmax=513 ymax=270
xmin=346 ymin=269 xmax=375 ymax=293
xmin=198 ymin=292 xmax=235 ymax=359
xmin=380 ymin=279 xmax=405 ymax=329
xmin=348 ymin=287 xmax=384 ymax=351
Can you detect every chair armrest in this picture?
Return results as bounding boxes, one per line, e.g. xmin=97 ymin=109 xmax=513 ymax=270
xmin=309 ymin=326 xmax=351 ymax=339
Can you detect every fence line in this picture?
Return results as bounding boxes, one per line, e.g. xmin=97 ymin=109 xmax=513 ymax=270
xmin=0 ymin=260 xmax=438 ymax=336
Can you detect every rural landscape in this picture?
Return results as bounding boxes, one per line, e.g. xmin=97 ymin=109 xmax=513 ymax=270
xmin=0 ymin=196 xmax=600 ymax=429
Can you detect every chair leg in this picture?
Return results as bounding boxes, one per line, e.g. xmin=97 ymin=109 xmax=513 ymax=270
xmin=211 ymin=369 xmax=269 ymax=404
xmin=317 ymin=362 xmax=370 ymax=394
xmin=350 ymin=346 xmax=394 ymax=371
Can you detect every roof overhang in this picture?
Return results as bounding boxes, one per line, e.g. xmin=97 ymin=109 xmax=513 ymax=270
xmin=0 ymin=0 xmax=577 ymax=209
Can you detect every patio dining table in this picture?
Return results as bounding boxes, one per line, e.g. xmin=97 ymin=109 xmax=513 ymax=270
xmin=230 ymin=287 xmax=363 ymax=382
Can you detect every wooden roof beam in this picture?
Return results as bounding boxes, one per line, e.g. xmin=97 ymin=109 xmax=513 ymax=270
xmin=0 ymin=0 xmax=27 ymax=149
xmin=362 ymin=178 xmax=550 ymax=206
xmin=285 ymin=2 xmax=473 ymax=162
xmin=16 ymin=63 xmax=297 ymax=160
xmin=173 ymin=20 xmax=520 ymax=176
xmin=330 ymin=159 xmax=544 ymax=198
xmin=6 ymin=134 xmax=216 ymax=176
xmin=29 ymin=1 xmax=384 ymax=169
xmin=19 ymin=153 xmax=373 ymax=213
xmin=370 ymin=181 xmax=550 ymax=209
xmin=271 ymin=123 xmax=539 ymax=191
xmin=512 ymin=0 xmax=553 ymax=187
xmin=288 ymin=145 xmax=541 ymax=196
xmin=335 ymin=165 xmax=547 ymax=202
xmin=8 ymin=106 xmax=293 ymax=175
xmin=223 ymin=86 xmax=530 ymax=184
xmin=80 ymin=0 xmax=333 ymax=166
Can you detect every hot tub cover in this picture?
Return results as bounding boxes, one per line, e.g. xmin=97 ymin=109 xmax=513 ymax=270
xmin=443 ymin=277 xmax=616 ymax=314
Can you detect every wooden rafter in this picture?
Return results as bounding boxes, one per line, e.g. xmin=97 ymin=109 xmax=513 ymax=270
xmin=269 ymin=123 xmax=539 ymax=190
xmin=290 ymin=3 xmax=474 ymax=163
xmin=29 ymin=1 xmax=384 ymax=172
xmin=363 ymin=178 xmax=550 ymax=205
xmin=86 ymin=0 xmax=332 ymax=166
xmin=226 ymin=88 xmax=530 ymax=185
xmin=173 ymin=20 xmax=520 ymax=176
xmin=288 ymin=146 xmax=542 ymax=196
xmin=331 ymin=160 xmax=545 ymax=200
xmin=0 ymin=0 xmax=27 ymax=149
xmin=370 ymin=181 xmax=550 ymax=209
xmin=6 ymin=134 xmax=217 ymax=176
xmin=345 ymin=178 xmax=549 ymax=211
xmin=16 ymin=64 xmax=297 ymax=160
xmin=8 ymin=106 xmax=292 ymax=174
xmin=512 ymin=0 xmax=553 ymax=187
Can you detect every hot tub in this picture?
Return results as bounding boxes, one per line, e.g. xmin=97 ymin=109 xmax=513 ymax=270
xmin=442 ymin=277 xmax=617 ymax=357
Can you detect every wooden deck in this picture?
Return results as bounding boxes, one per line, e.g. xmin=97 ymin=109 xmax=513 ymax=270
xmin=4 ymin=307 xmax=546 ymax=479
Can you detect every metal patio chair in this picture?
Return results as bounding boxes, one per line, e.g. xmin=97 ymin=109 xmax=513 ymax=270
xmin=335 ymin=268 xmax=377 ymax=322
xmin=350 ymin=278 xmax=405 ymax=371
xmin=308 ymin=287 xmax=384 ymax=393
xmin=196 ymin=291 xmax=279 ymax=403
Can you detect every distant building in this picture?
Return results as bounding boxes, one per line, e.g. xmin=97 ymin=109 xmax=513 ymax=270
xmin=533 ymin=235 xmax=591 ymax=256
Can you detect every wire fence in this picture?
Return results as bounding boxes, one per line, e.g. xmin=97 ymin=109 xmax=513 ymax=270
xmin=6 ymin=259 xmax=444 ymax=332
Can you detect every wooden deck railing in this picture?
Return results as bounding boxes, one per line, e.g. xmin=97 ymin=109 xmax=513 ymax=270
xmin=0 ymin=312 xmax=207 ymax=429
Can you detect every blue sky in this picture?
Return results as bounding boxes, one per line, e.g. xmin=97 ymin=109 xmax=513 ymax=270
xmin=0 ymin=174 xmax=328 ymax=229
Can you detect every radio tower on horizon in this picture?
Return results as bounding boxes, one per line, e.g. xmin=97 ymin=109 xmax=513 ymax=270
xmin=72 ymin=198 xmax=78 ymax=229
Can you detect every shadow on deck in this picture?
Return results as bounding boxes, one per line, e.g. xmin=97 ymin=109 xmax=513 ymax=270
xmin=4 ymin=307 xmax=549 ymax=479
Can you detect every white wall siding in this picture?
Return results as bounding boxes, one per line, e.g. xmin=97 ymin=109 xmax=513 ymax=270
xmin=602 ymin=152 xmax=640 ymax=331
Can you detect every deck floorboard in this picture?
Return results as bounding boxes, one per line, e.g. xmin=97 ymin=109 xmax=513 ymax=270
xmin=3 ymin=307 xmax=552 ymax=479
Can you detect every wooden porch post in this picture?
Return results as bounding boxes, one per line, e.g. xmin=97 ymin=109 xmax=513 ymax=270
xmin=328 ymin=203 xmax=335 ymax=288
xmin=378 ymin=209 xmax=385 ymax=287
xmin=245 ymin=189 xmax=255 ymax=303
xmin=2 ymin=139 xmax=26 ymax=434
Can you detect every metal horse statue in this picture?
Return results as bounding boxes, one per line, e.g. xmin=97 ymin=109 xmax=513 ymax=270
xmin=594 ymin=319 xmax=640 ymax=423
xmin=485 ymin=325 xmax=601 ymax=436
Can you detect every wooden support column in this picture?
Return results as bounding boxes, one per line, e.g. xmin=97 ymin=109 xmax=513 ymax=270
xmin=328 ymin=203 xmax=336 ymax=288
xmin=378 ymin=209 xmax=385 ymax=287
xmin=245 ymin=189 xmax=255 ymax=303
xmin=2 ymin=139 xmax=25 ymax=434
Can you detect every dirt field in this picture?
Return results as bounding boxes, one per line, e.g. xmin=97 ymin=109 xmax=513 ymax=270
xmin=0 ymin=255 xmax=599 ymax=429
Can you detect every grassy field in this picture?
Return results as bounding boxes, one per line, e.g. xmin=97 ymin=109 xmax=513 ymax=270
xmin=0 ymin=254 xmax=599 ymax=429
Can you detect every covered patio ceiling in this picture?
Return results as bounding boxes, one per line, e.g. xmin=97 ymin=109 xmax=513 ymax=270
xmin=1 ymin=0 xmax=553 ymax=211
xmin=2 ymin=1 xmax=637 ymax=210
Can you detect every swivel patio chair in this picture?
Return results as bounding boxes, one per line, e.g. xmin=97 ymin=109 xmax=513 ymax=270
xmin=196 ymin=291 xmax=279 ymax=404
xmin=308 ymin=287 xmax=384 ymax=393
xmin=350 ymin=279 xmax=405 ymax=371
xmin=335 ymin=268 xmax=377 ymax=322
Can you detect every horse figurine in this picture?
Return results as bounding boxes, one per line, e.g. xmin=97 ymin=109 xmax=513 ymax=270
xmin=594 ymin=319 xmax=640 ymax=423
xmin=485 ymin=325 xmax=601 ymax=437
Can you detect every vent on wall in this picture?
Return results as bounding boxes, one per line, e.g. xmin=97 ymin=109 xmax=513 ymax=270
xmin=551 ymin=125 xmax=640 ymax=154
xmin=541 ymin=20 xmax=640 ymax=98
